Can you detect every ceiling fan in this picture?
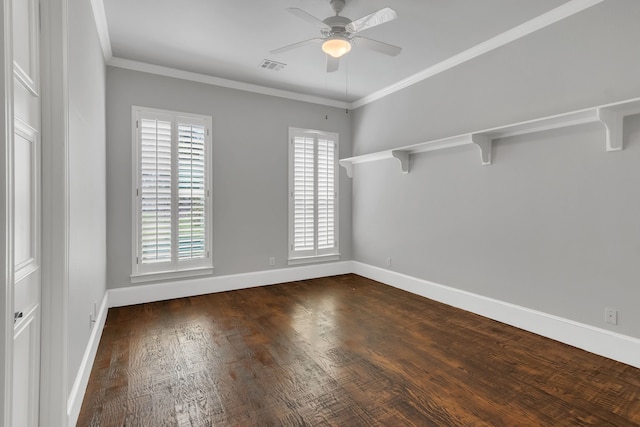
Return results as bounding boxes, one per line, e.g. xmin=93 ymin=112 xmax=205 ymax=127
xmin=270 ymin=0 xmax=402 ymax=73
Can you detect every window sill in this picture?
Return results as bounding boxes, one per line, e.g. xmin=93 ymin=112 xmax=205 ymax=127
xmin=288 ymin=254 xmax=340 ymax=266
xmin=130 ymin=266 xmax=214 ymax=284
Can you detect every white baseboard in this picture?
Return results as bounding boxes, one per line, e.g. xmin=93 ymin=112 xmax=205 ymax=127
xmin=108 ymin=261 xmax=353 ymax=308
xmin=108 ymin=260 xmax=640 ymax=369
xmin=65 ymin=262 xmax=349 ymax=426
xmin=69 ymin=259 xmax=640 ymax=424
xmin=352 ymin=261 xmax=640 ymax=369
xmin=67 ymin=292 xmax=109 ymax=427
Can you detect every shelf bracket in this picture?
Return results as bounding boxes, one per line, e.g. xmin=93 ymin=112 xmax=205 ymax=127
xmin=470 ymin=134 xmax=492 ymax=165
xmin=596 ymin=108 xmax=623 ymax=151
xmin=391 ymin=150 xmax=410 ymax=174
xmin=339 ymin=160 xmax=354 ymax=178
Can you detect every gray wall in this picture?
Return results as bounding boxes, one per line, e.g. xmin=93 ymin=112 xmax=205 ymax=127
xmin=68 ymin=0 xmax=107 ymax=387
xmin=350 ymin=0 xmax=640 ymax=338
xmin=352 ymin=0 xmax=640 ymax=156
xmin=106 ymin=67 xmax=352 ymax=289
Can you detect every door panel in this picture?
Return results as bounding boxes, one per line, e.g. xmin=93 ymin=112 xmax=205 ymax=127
xmin=13 ymin=80 xmax=39 ymax=125
xmin=13 ymin=120 xmax=38 ymax=274
xmin=14 ymin=131 xmax=33 ymax=265
xmin=12 ymin=0 xmax=38 ymax=92
xmin=12 ymin=308 xmax=40 ymax=427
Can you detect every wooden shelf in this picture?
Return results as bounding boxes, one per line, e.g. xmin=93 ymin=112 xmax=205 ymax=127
xmin=340 ymin=97 xmax=640 ymax=177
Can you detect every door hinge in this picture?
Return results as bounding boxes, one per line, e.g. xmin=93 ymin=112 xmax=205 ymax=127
xmin=207 ymin=189 xmax=210 ymax=197
xmin=136 ymin=120 xmax=139 ymax=128
xmin=207 ymin=129 xmax=210 ymax=136
xmin=136 ymin=188 xmax=139 ymax=197
xmin=136 ymin=256 xmax=139 ymax=264
xmin=207 ymin=251 xmax=210 ymax=258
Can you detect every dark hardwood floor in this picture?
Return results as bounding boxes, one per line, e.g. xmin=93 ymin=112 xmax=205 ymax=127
xmin=77 ymin=274 xmax=640 ymax=426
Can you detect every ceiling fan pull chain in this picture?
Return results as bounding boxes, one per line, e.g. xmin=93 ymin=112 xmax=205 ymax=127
xmin=345 ymin=56 xmax=349 ymax=113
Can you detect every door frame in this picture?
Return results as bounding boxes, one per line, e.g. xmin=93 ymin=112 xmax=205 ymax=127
xmin=1 ymin=0 xmax=15 ymax=424
xmin=39 ymin=0 xmax=70 ymax=425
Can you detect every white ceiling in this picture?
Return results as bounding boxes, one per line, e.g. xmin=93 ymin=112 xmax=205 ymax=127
xmin=98 ymin=0 xmax=597 ymax=105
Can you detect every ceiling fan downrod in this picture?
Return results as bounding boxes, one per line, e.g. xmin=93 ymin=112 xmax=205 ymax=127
xmin=330 ymin=0 xmax=346 ymax=15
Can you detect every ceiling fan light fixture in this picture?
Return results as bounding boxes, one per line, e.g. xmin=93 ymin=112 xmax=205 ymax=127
xmin=322 ymin=36 xmax=352 ymax=58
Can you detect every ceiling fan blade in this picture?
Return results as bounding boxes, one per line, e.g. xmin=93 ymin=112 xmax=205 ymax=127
xmin=346 ymin=7 xmax=398 ymax=34
xmin=286 ymin=8 xmax=331 ymax=30
xmin=270 ymin=38 xmax=323 ymax=54
xmin=326 ymin=55 xmax=340 ymax=73
xmin=352 ymin=36 xmax=402 ymax=56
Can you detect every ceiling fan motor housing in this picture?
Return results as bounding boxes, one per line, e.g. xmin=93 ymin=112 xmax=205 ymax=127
xmin=323 ymin=15 xmax=352 ymax=36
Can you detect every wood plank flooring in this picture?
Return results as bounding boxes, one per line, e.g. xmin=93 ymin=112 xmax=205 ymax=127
xmin=77 ymin=274 xmax=640 ymax=426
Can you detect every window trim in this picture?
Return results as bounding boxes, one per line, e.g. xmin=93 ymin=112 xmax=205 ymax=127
xmin=131 ymin=106 xmax=213 ymax=281
xmin=288 ymin=127 xmax=339 ymax=264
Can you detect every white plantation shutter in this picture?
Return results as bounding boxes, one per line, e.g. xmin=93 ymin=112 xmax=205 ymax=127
xmin=317 ymin=138 xmax=335 ymax=251
xmin=177 ymin=121 xmax=207 ymax=260
xmin=133 ymin=107 xmax=212 ymax=277
xmin=140 ymin=117 xmax=173 ymax=264
xmin=293 ymin=135 xmax=315 ymax=253
xmin=289 ymin=128 xmax=339 ymax=261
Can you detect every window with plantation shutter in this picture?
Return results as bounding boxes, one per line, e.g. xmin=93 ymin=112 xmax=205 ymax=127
xmin=288 ymin=128 xmax=339 ymax=264
xmin=132 ymin=107 xmax=213 ymax=281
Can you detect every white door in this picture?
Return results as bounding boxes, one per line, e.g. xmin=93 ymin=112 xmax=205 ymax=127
xmin=11 ymin=0 xmax=41 ymax=425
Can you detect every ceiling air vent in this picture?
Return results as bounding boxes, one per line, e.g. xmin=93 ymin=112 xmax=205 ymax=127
xmin=259 ymin=59 xmax=286 ymax=71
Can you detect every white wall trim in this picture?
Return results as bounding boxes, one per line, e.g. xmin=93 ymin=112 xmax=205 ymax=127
xmin=1 ymin=0 xmax=15 ymax=423
xmin=71 ymin=261 xmax=640 ymax=420
xmin=66 ymin=262 xmax=350 ymax=424
xmin=67 ymin=293 xmax=108 ymax=427
xmin=39 ymin=0 xmax=70 ymax=425
xmin=90 ymin=0 xmax=604 ymax=110
xmin=88 ymin=0 xmax=112 ymax=61
xmin=351 ymin=0 xmax=605 ymax=109
xmin=107 ymin=261 xmax=640 ymax=369
xmin=107 ymin=57 xmax=349 ymax=110
xmin=108 ymin=261 xmax=353 ymax=308
xmin=352 ymin=262 xmax=640 ymax=369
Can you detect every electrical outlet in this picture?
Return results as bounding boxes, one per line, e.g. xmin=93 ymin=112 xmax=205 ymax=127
xmin=605 ymin=307 xmax=618 ymax=325
xmin=269 ymin=257 xmax=275 ymax=266
xmin=386 ymin=257 xmax=391 ymax=267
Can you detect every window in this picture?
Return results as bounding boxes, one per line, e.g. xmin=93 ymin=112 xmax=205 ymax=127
xmin=288 ymin=128 xmax=339 ymax=264
xmin=132 ymin=106 xmax=212 ymax=281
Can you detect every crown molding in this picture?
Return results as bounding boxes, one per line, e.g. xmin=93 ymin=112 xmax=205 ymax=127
xmin=91 ymin=0 xmax=604 ymax=110
xmin=89 ymin=0 xmax=112 ymax=61
xmin=351 ymin=0 xmax=606 ymax=109
xmin=108 ymin=57 xmax=350 ymax=109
